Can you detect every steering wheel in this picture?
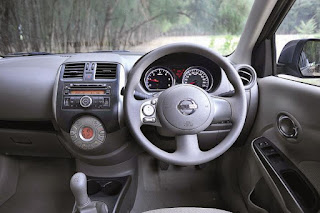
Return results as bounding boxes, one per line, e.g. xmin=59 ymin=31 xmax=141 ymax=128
xmin=124 ymin=43 xmax=247 ymax=166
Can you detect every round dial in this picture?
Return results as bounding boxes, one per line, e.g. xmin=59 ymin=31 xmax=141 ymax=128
xmin=144 ymin=67 xmax=175 ymax=91
xmin=182 ymin=67 xmax=213 ymax=91
xmin=70 ymin=116 xmax=106 ymax=151
xmin=81 ymin=127 xmax=94 ymax=140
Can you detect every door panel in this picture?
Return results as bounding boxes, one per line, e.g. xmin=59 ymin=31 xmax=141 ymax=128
xmin=241 ymin=76 xmax=320 ymax=213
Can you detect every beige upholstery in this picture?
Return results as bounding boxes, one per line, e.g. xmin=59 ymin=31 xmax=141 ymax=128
xmin=143 ymin=207 xmax=231 ymax=213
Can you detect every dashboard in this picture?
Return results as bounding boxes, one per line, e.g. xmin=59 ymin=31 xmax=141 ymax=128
xmin=0 ymin=51 xmax=258 ymax=165
xmin=141 ymin=53 xmax=221 ymax=93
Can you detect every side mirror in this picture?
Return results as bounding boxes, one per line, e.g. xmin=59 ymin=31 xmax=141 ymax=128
xmin=278 ymin=39 xmax=320 ymax=77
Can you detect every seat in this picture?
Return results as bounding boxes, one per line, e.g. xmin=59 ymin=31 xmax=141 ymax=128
xmin=143 ymin=207 xmax=231 ymax=213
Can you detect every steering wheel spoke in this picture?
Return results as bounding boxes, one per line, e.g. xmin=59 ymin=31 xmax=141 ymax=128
xmin=140 ymin=97 xmax=162 ymax=127
xmin=175 ymin=134 xmax=202 ymax=157
xmin=210 ymin=96 xmax=233 ymax=123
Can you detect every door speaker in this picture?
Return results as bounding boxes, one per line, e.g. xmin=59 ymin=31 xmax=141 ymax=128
xmin=277 ymin=114 xmax=298 ymax=138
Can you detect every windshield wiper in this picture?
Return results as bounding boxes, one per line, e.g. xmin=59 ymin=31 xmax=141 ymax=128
xmin=4 ymin=52 xmax=54 ymax=57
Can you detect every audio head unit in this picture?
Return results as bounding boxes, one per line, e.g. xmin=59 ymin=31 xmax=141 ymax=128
xmin=62 ymin=83 xmax=112 ymax=110
xmin=54 ymin=62 xmax=124 ymax=134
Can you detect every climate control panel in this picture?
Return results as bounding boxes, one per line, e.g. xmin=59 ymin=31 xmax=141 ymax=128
xmin=70 ymin=116 xmax=106 ymax=150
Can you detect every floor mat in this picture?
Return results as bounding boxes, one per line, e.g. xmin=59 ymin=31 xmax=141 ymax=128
xmin=130 ymin=154 xmax=225 ymax=213
xmin=0 ymin=157 xmax=75 ymax=213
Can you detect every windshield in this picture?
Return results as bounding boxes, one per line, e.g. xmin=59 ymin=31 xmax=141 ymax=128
xmin=0 ymin=0 xmax=254 ymax=55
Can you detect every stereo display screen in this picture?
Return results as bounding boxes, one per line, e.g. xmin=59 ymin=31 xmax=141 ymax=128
xmin=70 ymin=90 xmax=105 ymax=95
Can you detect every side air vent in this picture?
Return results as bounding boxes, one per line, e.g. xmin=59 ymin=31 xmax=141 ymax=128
xmin=95 ymin=63 xmax=117 ymax=79
xmin=238 ymin=69 xmax=253 ymax=86
xmin=236 ymin=65 xmax=256 ymax=88
xmin=63 ymin=63 xmax=85 ymax=79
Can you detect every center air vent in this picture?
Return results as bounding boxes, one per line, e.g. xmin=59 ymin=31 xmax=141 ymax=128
xmin=95 ymin=63 xmax=117 ymax=79
xmin=63 ymin=63 xmax=85 ymax=79
xmin=236 ymin=65 xmax=256 ymax=87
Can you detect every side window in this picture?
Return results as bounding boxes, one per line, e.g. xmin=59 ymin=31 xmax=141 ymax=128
xmin=275 ymin=0 xmax=320 ymax=86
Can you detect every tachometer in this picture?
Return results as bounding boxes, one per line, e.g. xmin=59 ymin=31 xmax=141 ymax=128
xmin=182 ymin=67 xmax=213 ymax=91
xmin=144 ymin=67 xmax=175 ymax=91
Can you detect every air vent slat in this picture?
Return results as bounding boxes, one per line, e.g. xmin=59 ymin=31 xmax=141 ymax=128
xmin=63 ymin=63 xmax=85 ymax=79
xmin=64 ymin=68 xmax=85 ymax=71
xmin=238 ymin=68 xmax=253 ymax=86
xmin=95 ymin=63 xmax=117 ymax=79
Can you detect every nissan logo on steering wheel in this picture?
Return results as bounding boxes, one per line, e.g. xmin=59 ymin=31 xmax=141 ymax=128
xmin=177 ymin=99 xmax=198 ymax=115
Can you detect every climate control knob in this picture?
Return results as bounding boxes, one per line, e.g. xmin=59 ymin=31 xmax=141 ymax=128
xmin=70 ymin=116 xmax=106 ymax=151
xmin=80 ymin=96 xmax=92 ymax=108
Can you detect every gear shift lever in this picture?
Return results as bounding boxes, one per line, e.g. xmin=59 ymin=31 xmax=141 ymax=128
xmin=70 ymin=172 xmax=108 ymax=213
xmin=70 ymin=172 xmax=91 ymax=208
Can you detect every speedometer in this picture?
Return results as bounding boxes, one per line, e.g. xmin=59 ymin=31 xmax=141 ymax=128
xmin=182 ymin=67 xmax=213 ymax=91
xmin=144 ymin=67 xmax=175 ymax=91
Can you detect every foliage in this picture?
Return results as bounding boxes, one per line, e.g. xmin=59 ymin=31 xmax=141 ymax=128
xmin=278 ymin=0 xmax=320 ymax=34
xmin=0 ymin=0 xmax=254 ymax=54
xmin=295 ymin=18 xmax=317 ymax=34
xmin=209 ymin=37 xmax=216 ymax=49
xmin=209 ymin=35 xmax=239 ymax=55
xmin=221 ymin=35 xmax=238 ymax=55
xmin=216 ymin=0 xmax=253 ymax=34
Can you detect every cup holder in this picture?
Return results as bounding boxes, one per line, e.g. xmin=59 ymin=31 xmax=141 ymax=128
xmin=87 ymin=180 xmax=102 ymax=195
xmin=87 ymin=179 xmax=123 ymax=196
xmin=102 ymin=180 xmax=123 ymax=196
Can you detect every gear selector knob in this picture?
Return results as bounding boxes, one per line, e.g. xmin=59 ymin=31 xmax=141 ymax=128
xmin=70 ymin=172 xmax=91 ymax=208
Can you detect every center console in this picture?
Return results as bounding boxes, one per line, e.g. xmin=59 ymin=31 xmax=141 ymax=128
xmin=53 ymin=61 xmax=126 ymax=155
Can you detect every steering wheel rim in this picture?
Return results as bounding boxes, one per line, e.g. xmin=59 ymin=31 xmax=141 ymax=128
xmin=124 ymin=43 xmax=247 ymax=166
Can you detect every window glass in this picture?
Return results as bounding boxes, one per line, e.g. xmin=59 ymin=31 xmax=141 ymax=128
xmin=0 ymin=0 xmax=254 ymax=55
xmin=276 ymin=0 xmax=320 ymax=60
xmin=276 ymin=0 xmax=320 ymax=86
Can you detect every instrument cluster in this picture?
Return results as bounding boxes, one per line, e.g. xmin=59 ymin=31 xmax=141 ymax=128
xmin=143 ymin=65 xmax=215 ymax=92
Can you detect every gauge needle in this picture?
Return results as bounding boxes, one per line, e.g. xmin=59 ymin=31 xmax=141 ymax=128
xmin=189 ymin=82 xmax=196 ymax=85
xmin=148 ymin=79 xmax=159 ymax=83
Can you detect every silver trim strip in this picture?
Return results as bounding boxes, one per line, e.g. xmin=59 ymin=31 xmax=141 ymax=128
xmin=118 ymin=64 xmax=126 ymax=128
xmin=52 ymin=65 xmax=63 ymax=121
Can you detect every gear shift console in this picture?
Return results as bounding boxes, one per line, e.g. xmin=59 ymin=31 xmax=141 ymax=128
xmin=70 ymin=172 xmax=108 ymax=213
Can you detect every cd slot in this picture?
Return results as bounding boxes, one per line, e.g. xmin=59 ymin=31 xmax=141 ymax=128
xmin=69 ymin=84 xmax=110 ymax=89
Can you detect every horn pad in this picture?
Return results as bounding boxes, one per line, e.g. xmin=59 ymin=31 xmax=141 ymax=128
xmin=157 ymin=84 xmax=214 ymax=134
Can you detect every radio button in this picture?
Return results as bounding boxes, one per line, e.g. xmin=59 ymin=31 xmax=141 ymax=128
xmin=98 ymin=97 xmax=104 ymax=104
xmin=93 ymin=97 xmax=98 ymax=103
xmin=103 ymin=98 xmax=110 ymax=107
xmin=70 ymin=97 xmax=76 ymax=104
xmin=64 ymin=98 xmax=71 ymax=107
xmin=80 ymin=96 xmax=92 ymax=108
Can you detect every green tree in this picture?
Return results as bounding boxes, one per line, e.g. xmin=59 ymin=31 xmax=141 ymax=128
xmin=295 ymin=18 xmax=317 ymax=34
